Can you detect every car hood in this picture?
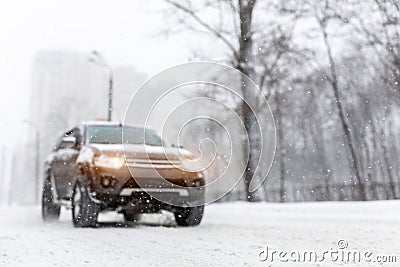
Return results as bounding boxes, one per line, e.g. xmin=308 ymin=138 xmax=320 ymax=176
xmin=88 ymin=143 xmax=193 ymax=161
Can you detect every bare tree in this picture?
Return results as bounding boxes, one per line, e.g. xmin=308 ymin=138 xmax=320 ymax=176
xmin=163 ymin=0 xmax=400 ymax=202
xmin=351 ymin=0 xmax=400 ymax=96
xmin=310 ymin=0 xmax=367 ymax=200
xmin=164 ymin=0 xmax=304 ymax=201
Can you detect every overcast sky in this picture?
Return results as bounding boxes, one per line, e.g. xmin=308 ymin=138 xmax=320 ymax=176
xmin=0 ymin=0 xmax=339 ymax=153
xmin=0 ymin=0 xmax=222 ymax=149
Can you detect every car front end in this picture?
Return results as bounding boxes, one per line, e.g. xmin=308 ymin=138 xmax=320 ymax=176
xmin=80 ymin=124 xmax=205 ymax=216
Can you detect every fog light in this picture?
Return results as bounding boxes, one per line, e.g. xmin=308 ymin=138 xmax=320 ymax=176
xmin=194 ymin=179 xmax=203 ymax=187
xmin=101 ymin=176 xmax=115 ymax=188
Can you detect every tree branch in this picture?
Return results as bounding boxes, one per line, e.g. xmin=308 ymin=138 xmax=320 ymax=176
xmin=164 ymin=0 xmax=239 ymax=60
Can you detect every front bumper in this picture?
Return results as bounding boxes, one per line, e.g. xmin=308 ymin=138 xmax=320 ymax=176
xmin=88 ymin=165 xmax=205 ymax=209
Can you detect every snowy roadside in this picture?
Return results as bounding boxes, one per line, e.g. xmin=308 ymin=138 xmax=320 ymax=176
xmin=0 ymin=201 xmax=399 ymax=267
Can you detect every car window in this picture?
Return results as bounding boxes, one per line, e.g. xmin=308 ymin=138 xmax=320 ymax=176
xmin=87 ymin=125 xmax=164 ymax=146
xmin=59 ymin=137 xmax=76 ymax=150
xmin=54 ymin=128 xmax=81 ymax=150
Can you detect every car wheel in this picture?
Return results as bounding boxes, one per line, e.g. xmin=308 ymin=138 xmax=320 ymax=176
xmin=174 ymin=205 xmax=204 ymax=226
xmin=42 ymin=175 xmax=61 ymax=222
xmin=72 ymin=181 xmax=100 ymax=228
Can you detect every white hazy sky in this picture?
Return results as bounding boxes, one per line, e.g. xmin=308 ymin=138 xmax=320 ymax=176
xmin=0 ymin=0 xmax=339 ymax=152
xmin=0 ymin=0 xmax=223 ymax=149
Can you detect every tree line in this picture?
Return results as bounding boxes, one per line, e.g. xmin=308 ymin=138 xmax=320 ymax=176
xmin=164 ymin=0 xmax=400 ymax=201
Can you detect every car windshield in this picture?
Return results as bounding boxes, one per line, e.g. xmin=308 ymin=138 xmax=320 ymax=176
xmin=87 ymin=125 xmax=164 ymax=146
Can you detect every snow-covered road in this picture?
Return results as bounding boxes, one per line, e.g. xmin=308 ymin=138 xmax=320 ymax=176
xmin=0 ymin=201 xmax=399 ymax=266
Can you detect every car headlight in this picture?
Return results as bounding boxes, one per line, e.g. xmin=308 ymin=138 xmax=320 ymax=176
xmin=94 ymin=155 xmax=125 ymax=169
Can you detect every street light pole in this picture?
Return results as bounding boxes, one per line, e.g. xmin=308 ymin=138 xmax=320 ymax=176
xmin=107 ymin=70 xmax=113 ymax=121
xmin=89 ymin=50 xmax=113 ymax=121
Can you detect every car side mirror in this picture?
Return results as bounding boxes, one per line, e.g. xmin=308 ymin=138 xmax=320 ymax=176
xmin=61 ymin=136 xmax=77 ymax=149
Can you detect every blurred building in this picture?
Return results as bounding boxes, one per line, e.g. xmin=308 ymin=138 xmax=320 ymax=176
xmin=13 ymin=50 xmax=146 ymax=204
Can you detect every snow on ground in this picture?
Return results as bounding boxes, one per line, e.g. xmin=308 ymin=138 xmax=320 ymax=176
xmin=0 ymin=201 xmax=399 ymax=267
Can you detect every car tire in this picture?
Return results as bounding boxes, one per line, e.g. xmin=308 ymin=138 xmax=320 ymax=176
xmin=42 ymin=175 xmax=61 ymax=222
xmin=174 ymin=205 xmax=204 ymax=226
xmin=72 ymin=180 xmax=100 ymax=228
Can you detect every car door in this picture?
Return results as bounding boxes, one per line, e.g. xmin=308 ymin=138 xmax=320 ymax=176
xmin=52 ymin=128 xmax=81 ymax=199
